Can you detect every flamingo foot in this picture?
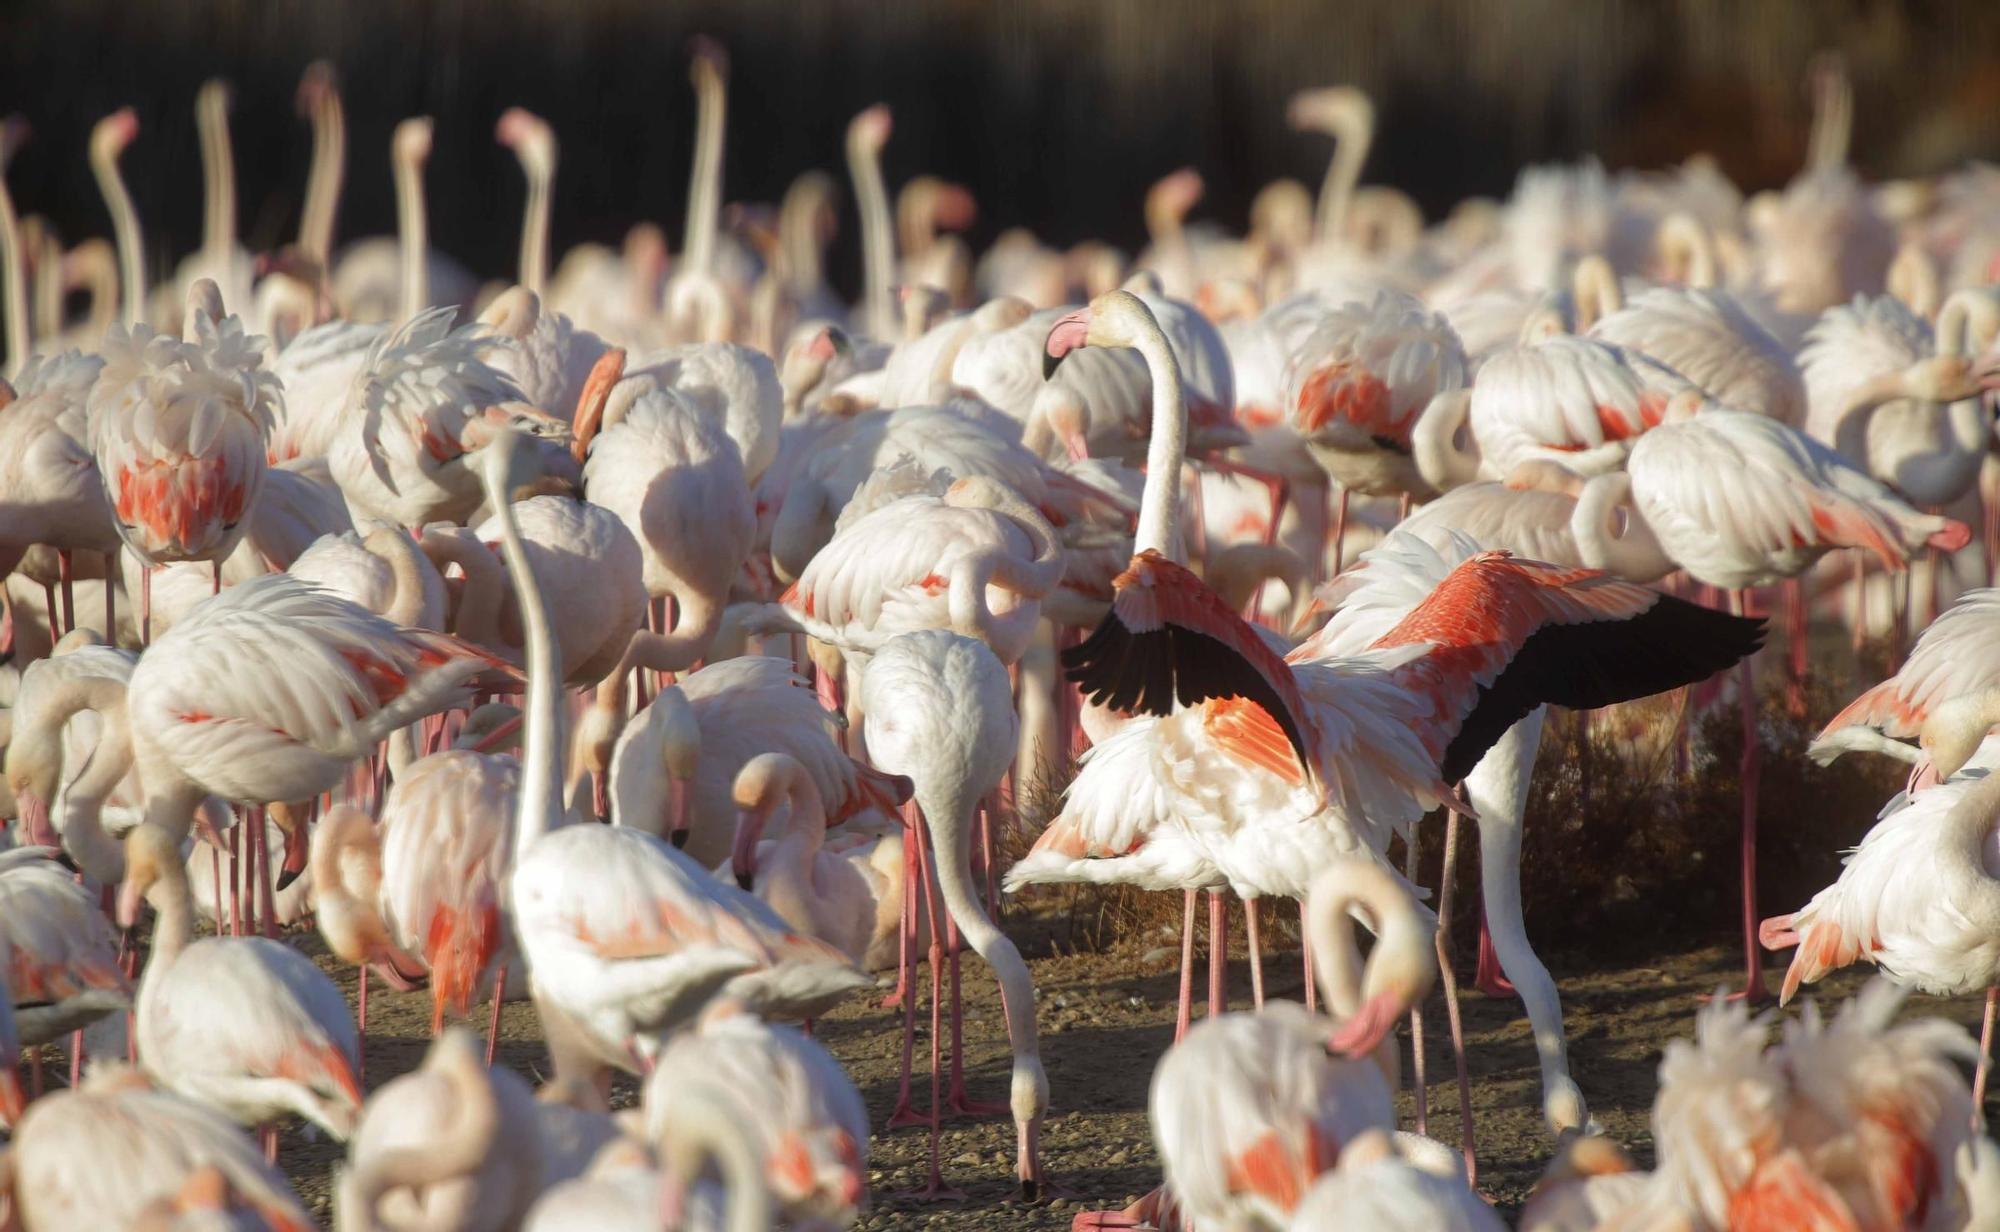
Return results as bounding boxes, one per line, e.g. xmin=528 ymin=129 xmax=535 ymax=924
xmin=1699 ymin=978 xmax=1773 ymax=1006
xmin=886 ymin=1100 xmax=935 ymax=1130
xmin=941 ymin=1089 xmax=1012 ymax=1120
xmin=1072 ymin=1185 xmax=1173 ymax=1231
xmin=891 ymin=1175 xmax=967 ymax=1204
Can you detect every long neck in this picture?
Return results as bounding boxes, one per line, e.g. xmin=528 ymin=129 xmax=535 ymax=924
xmin=849 ymin=142 xmax=895 ymax=341
xmin=422 ymin=532 xmax=503 ymax=648
xmin=145 ymin=852 xmax=197 ymax=976
xmin=1130 ymin=319 xmax=1189 ymax=561
xmin=662 ymin=1083 xmax=777 ymax=1232
xmin=483 ymin=467 xmax=565 ymax=857
xmin=351 ymin=1043 xmax=500 ymax=1205
xmin=197 ymin=89 xmax=235 ymax=266
xmin=682 ymin=66 xmax=726 ymax=278
xmin=1946 ymin=768 xmax=2000 ymax=887
xmin=918 ymin=776 xmax=1040 ymax=1079
xmin=1410 ymin=389 xmax=1479 ymax=493
xmin=518 ymin=153 xmax=551 ymax=297
xmin=299 ymin=92 xmax=345 ymax=266
xmin=1570 ymin=472 xmax=1672 ymax=582
xmin=1317 ymin=116 xmax=1372 ymax=244
xmin=0 ymin=156 xmax=26 ymax=379
xmin=778 ymin=177 xmax=827 ymax=294
xmin=395 ymin=141 xmax=429 ymax=322
xmin=367 ymin=528 xmax=436 ymax=628
xmin=91 ymin=144 xmax=145 ymax=328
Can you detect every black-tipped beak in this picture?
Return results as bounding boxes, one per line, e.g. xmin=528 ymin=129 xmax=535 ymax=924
xmin=734 ymin=870 xmax=754 ymax=891
xmin=672 ymin=829 xmax=690 ymax=850
xmin=53 ymin=849 xmax=78 ymax=874
xmin=1042 ymin=349 xmax=1065 ymax=381
xmin=274 ymin=866 xmax=303 ymax=893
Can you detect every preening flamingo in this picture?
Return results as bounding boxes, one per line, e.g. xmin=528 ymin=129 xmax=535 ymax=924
xmin=728 ymin=751 xmax=905 ymax=970
xmin=1809 ymin=587 xmax=2000 ymax=770
xmin=0 ymin=1065 xmax=312 ymax=1231
xmin=642 ymin=1006 xmax=870 ymax=1224
xmin=119 ymin=823 xmax=363 ymax=1145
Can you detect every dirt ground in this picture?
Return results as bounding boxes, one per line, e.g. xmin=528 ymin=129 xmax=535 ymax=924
xmin=240 ymin=903 xmax=1988 ymax=1229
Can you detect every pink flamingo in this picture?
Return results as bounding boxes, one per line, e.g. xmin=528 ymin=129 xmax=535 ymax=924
xmin=728 ymin=752 xmax=906 ymax=970
xmin=1625 ymin=397 xmax=1974 ymax=998
xmin=480 ymin=428 xmax=866 ymax=1095
xmin=118 ymin=823 xmax=362 ymax=1154
xmin=1 ymin=1064 xmax=311 ymax=1230
xmin=643 ymin=1006 xmax=869 ymax=1224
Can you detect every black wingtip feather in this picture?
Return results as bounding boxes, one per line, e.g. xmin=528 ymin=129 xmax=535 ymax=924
xmin=1062 ymin=613 xmax=1313 ymax=772
xmin=1439 ymin=595 xmax=1766 ymax=783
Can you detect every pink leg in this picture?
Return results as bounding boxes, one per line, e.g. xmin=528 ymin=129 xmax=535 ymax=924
xmin=1331 ymin=486 xmax=1350 ymax=577
xmin=889 ymin=814 xmax=939 ymax=1129
xmin=1406 ymin=835 xmax=1429 ymax=1136
xmin=210 ymin=844 xmax=224 ymax=935
xmin=1300 ymin=900 xmax=1317 ymax=1013
xmin=1174 ymin=889 xmax=1197 ymax=1044
xmin=1785 ymin=578 xmax=1808 ymax=718
xmin=1207 ymin=891 xmax=1226 ymax=1018
xmin=1436 ymin=811 xmax=1478 ymax=1186
xmin=261 ymin=1124 xmax=279 ymax=1165
xmin=486 ymin=965 xmax=507 ymax=1066
xmin=1726 ymin=589 xmax=1770 ymax=1003
xmin=228 ymin=819 xmax=244 ymax=937
xmin=1976 ymin=987 xmax=1998 ymax=1131
xmin=943 ymin=909 xmax=1007 ymax=1119
xmin=68 ymin=1028 xmax=83 ymax=1088
xmin=141 ymin=564 xmax=152 ymax=645
xmin=1474 ymin=906 xmax=1517 ymax=998
xmin=255 ymin=808 xmax=279 ymax=940
xmin=56 ymin=549 xmax=75 ymax=636
xmin=883 ymin=808 xmax=918 ymax=1013
xmin=911 ymin=820 xmax=964 ymax=1201
xmin=1244 ymin=899 xmax=1265 ymax=1010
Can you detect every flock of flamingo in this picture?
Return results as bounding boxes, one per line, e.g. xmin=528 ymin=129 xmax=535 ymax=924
xmin=2 ymin=42 xmax=2000 ymax=1230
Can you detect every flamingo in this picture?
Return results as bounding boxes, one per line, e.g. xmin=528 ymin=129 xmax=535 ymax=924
xmin=293 ymin=62 xmax=344 ymax=277
xmin=1537 ymin=983 xmax=1982 ymax=1228
xmin=1287 ymin=1129 xmax=1504 ymax=1231
xmin=87 ymin=278 xmax=278 ymax=594
xmin=642 ymin=1006 xmax=869 ymax=1224
xmin=1121 ymin=858 xmax=1448 ymax=1231
xmin=115 ymin=571 xmax=502 ymax=929
xmin=87 ymin=107 xmax=144 ymax=329
xmin=330 ymin=118 xmax=477 ymax=325
xmin=1027 ymin=290 xmax=1761 ymax=1157
xmin=0 ymin=350 xmax=121 ymax=643
xmin=1588 ymin=284 xmax=1807 ymax=426
xmin=288 ymin=525 xmax=447 ymax=631
xmin=846 ymin=104 xmax=896 ymax=342
xmin=118 ymin=823 xmax=363 ymax=1148
xmin=728 ymin=751 xmax=905 ymax=970
xmin=164 ymin=81 xmax=255 ymax=333
xmin=0 ymin=1065 xmax=311 ymax=1231
xmin=860 ymin=628 xmax=1051 ymax=1199
xmin=600 ymin=654 xmax=911 ymax=867
xmin=334 ymin=1027 xmax=548 ymax=1232
xmin=480 ymin=428 xmax=864 ymax=1092
xmin=0 ymin=845 xmax=131 ymax=1055
xmin=1467 ymin=331 xmax=1692 ymax=480
xmin=4 ymin=636 xmax=145 ymax=879
xmin=1809 ymin=587 xmax=2000 ymax=770
xmin=1627 ymin=396 xmax=1974 ymax=997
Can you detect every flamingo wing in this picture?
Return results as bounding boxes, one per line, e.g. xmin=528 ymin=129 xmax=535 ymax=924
xmin=1370 ymin=550 xmax=1764 ymax=781
xmin=1817 ymin=589 xmax=2000 ymax=742
xmin=1062 ymin=550 xmax=1313 ymax=775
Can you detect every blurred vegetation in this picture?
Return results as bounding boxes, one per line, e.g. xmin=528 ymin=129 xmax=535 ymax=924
xmin=3 ymin=1 xmax=1997 ymax=295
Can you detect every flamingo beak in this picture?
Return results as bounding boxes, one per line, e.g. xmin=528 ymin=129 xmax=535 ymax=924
xmin=592 ymin=771 xmax=610 ymax=822
xmin=669 ymin=777 xmax=692 ymax=849
xmin=1043 ymin=308 xmax=1092 ymax=380
xmin=1326 ymin=990 xmax=1402 ymax=1060
xmin=14 ymin=791 xmax=59 ymax=852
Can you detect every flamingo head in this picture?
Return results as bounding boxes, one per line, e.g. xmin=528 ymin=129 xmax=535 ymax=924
xmin=4 ymin=719 xmax=62 ymax=851
xmin=393 ymin=117 xmax=434 ymax=167
xmin=296 ymin=61 xmax=337 ymax=118
xmin=90 ymin=108 xmax=139 ymax=162
xmin=846 ymin=104 xmax=892 ymax=158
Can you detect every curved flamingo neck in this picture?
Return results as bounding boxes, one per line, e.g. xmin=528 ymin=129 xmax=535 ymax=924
xmin=661 ymin=1081 xmax=777 ymax=1232
xmin=778 ymin=175 xmax=829 ymax=295
xmin=682 ymin=59 xmax=726 ymax=278
xmin=1125 ymin=311 xmax=1189 ymax=561
xmin=1305 ymin=861 xmax=1431 ymax=1026
xmin=90 ymin=133 xmax=145 ymax=328
xmin=480 ymin=443 xmax=564 ymax=858
xmin=140 ymin=842 xmax=197 ymax=978
xmin=1571 ymin=471 xmax=1670 ymax=581
xmin=196 ymin=84 xmax=236 ymax=268
xmin=393 ymin=126 xmax=429 ymax=322
xmin=364 ymin=527 xmax=434 ymax=628
xmin=848 ymin=130 xmax=895 ymax=341
xmin=1317 ymin=112 xmax=1372 ymax=245
xmin=0 ymin=154 xmax=26 ymax=379
xmin=299 ymin=85 xmax=346 ymax=266
xmin=517 ymin=147 xmax=552 ymax=297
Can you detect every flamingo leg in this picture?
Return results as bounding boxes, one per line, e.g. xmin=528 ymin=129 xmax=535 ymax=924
xmin=56 ymin=549 xmax=74 ymax=636
xmin=907 ymin=814 xmax=964 ymax=1201
xmin=260 ymin=1124 xmax=279 ymax=1165
xmin=356 ymin=965 xmax=369 ymax=1082
xmin=1330 ymin=485 xmax=1350 ymax=577
xmin=1300 ymin=899 xmax=1317 ymax=1014
xmin=486 ymin=965 xmax=507 ymax=1067
xmin=41 ymin=579 xmax=58 ymax=643
xmin=1244 ymin=898 xmax=1265 ymax=1010
xmin=1206 ymin=890 xmax=1226 ymax=1018
xmin=68 ymin=1028 xmax=83 ymax=1089
xmin=1725 ymin=589 xmax=1769 ymax=1003
xmin=1174 ymin=888 xmax=1197 ymax=1044
xmin=1975 ymin=986 xmax=1999 ymax=1132
xmin=141 ymin=562 xmax=152 ymax=645
xmin=255 ymin=808 xmax=278 ymax=940
xmin=228 ymin=818 xmax=244 ymax=938
xmin=103 ymin=548 xmax=116 ymax=642
xmin=943 ymin=908 xmax=1007 ymax=1119
xmin=210 ymin=843 xmax=224 ymax=936
xmin=889 ymin=812 xmax=938 ymax=1129
xmin=1850 ymin=554 xmax=1866 ymax=654
xmin=1435 ymin=809 xmax=1478 ymax=1186
xmin=1784 ymin=577 xmax=1808 ymax=718
xmin=1405 ymin=832 xmax=1429 ymax=1137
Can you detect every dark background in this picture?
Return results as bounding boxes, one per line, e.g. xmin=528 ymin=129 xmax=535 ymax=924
xmin=4 ymin=0 xmax=1998 ymax=297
